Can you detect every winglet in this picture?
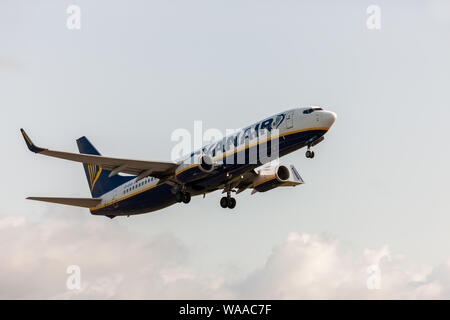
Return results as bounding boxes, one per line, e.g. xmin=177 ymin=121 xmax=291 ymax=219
xmin=20 ymin=129 xmax=45 ymax=153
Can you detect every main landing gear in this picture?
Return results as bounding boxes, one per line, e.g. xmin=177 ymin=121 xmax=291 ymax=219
xmin=176 ymin=191 xmax=191 ymax=204
xmin=220 ymin=191 xmax=236 ymax=209
xmin=220 ymin=196 xmax=236 ymax=209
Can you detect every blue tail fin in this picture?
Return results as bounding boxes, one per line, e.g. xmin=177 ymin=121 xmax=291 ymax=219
xmin=76 ymin=137 xmax=134 ymax=198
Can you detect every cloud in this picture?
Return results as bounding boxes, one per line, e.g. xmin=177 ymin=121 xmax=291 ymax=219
xmin=235 ymin=233 xmax=446 ymax=299
xmin=1 ymin=213 xmax=450 ymax=299
xmin=0 ymin=212 xmax=231 ymax=299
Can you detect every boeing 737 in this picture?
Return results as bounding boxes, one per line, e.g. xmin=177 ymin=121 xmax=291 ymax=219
xmin=21 ymin=107 xmax=336 ymax=218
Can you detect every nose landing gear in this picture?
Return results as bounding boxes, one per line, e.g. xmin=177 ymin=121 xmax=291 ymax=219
xmin=305 ymin=136 xmax=324 ymax=159
xmin=305 ymin=149 xmax=315 ymax=158
xmin=305 ymin=146 xmax=315 ymax=158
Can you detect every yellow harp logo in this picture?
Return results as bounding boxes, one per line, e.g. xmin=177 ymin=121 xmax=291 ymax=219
xmin=87 ymin=165 xmax=103 ymax=191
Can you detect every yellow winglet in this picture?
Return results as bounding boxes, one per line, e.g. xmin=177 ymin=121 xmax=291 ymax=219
xmin=20 ymin=129 xmax=45 ymax=153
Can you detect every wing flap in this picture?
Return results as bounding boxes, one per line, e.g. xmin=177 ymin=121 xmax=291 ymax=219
xmin=232 ymin=169 xmax=259 ymax=194
xmin=27 ymin=197 xmax=102 ymax=208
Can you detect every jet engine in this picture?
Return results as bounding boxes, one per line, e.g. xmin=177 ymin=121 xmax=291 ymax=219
xmin=251 ymin=164 xmax=304 ymax=193
xmin=198 ymin=154 xmax=215 ymax=173
xmin=175 ymin=154 xmax=220 ymax=184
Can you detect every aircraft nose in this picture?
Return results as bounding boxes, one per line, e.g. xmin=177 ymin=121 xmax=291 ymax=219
xmin=323 ymin=111 xmax=337 ymax=128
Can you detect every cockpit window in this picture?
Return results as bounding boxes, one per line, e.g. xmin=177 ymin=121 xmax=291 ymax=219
xmin=303 ymin=107 xmax=323 ymax=114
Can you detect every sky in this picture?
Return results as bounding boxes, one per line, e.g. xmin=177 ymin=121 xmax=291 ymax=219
xmin=1 ymin=0 xmax=450 ymax=299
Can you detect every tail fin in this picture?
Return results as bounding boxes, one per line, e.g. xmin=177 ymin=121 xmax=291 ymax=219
xmin=76 ymin=137 xmax=134 ymax=198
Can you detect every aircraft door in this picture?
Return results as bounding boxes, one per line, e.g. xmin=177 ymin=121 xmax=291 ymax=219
xmin=112 ymin=193 xmax=119 ymax=209
xmin=286 ymin=111 xmax=294 ymax=129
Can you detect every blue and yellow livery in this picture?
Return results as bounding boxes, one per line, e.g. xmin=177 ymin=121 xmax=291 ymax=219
xmin=21 ymin=106 xmax=336 ymax=218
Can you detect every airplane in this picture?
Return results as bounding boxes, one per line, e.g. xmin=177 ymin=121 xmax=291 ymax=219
xmin=21 ymin=106 xmax=336 ymax=218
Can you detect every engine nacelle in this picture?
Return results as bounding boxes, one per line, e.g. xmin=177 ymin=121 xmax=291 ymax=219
xmin=198 ymin=154 xmax=215 ymax=173
xmin=252 ymin=164 xmax=304 ymax=193
xmin=274 ymin=165 xmax=290 ymax=182
xmin=175 ymin=154 xmax=220 ymax=184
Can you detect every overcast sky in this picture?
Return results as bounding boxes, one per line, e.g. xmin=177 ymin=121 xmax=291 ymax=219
xmin=1 ymin=0 xmax=450 ymax=299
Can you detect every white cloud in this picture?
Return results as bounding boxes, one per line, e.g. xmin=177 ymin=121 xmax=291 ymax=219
xmin=0 ymin=216 xmax=26 ymax=229
xmin=1 ymin=214 xmax=450 ymax=299
xmin=235 ymin=233 xmax=445 ymax=299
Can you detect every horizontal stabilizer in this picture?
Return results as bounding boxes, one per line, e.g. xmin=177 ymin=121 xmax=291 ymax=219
xmin=26 ymin=197 xmax=102 ymax=208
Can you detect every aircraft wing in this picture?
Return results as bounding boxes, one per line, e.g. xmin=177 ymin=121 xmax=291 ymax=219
xmin=21 ymin=129 xmax=179 ymax=180
xmin=234 ymin=170 xmax=259 ymax=194
xmin=27 ymin=197 xmax=102 ymax=208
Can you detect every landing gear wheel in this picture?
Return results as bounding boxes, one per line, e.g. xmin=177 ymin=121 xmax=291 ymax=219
xmin=220 ymin=197 xmax=229 ymax=208
xmin=182 ymin=192 xmax=191 ymax=204
xmin=175 ymin=192 xmax=183 ymax=203
xmin=228 ymin=197 xmax=236 ymax=209
xmin=306 ymin=150 xmax=315 ymax=158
